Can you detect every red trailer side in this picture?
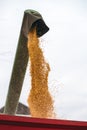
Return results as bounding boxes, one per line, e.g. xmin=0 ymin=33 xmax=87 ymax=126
xmin=0 ymin=114 xmax=87 ymax=130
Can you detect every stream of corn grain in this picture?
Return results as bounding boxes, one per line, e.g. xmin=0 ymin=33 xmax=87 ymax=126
xmin=27 ymin=28 xmax=54 ymax=118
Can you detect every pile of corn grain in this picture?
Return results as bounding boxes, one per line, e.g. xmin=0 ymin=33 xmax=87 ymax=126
xmin=27 ymin=28 xmax=54 ymax=118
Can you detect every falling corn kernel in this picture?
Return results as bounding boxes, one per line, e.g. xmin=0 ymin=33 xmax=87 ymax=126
xmin=27 ymin=28 xmax=54 ymax=118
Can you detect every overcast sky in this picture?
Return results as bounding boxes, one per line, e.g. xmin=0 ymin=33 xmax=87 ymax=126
xmin=0 ymin=0 xmax=87 ymax=121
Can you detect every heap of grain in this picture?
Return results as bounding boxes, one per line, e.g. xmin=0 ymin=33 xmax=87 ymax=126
xmin=27 ymin=28 xmax=54 ymax=118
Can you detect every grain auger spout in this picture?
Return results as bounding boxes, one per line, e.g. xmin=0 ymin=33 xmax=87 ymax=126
xmin=4 ymin=9 xmax=49 ymax=115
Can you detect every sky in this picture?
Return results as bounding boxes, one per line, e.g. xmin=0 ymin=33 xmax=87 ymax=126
xmin=0 ymin=0 xmax=87 ymax=121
